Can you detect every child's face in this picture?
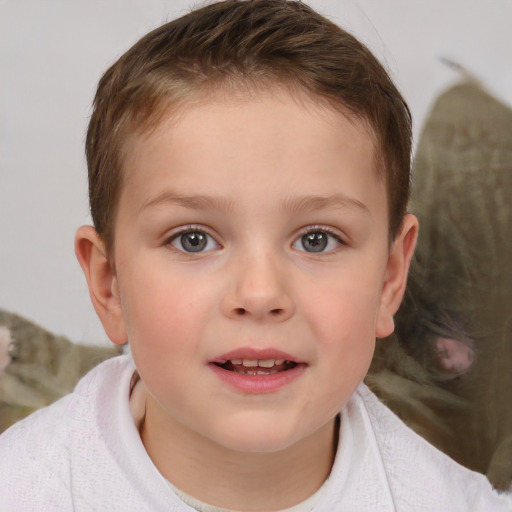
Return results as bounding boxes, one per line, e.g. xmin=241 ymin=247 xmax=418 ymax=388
xmin=87 ymin=89 xmax=416 ymax=454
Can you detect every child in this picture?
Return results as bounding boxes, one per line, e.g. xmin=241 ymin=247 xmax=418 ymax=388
xmin=0 ymin=1 xmax=510 ymax=510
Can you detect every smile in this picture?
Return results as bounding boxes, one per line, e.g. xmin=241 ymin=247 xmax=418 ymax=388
xmin=214 ymin=359 xmax=298 ymax=375
xmin=209 ymin=349 xmax=306 ymax=393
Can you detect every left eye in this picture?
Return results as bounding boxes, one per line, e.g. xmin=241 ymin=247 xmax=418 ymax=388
xmin=292 ymin=230 xmax=343 ymax=253
xmin=170 ymin=230 xmax=219 ymax=253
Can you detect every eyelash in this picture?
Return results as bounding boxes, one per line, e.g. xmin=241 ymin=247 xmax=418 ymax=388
xmin=164 ymin=224 xmax=346 ymax=254
xmin=165 ymin=225 xmax=220 ymax=253
xmin=292 ymin=225 xmax=346 ymax=253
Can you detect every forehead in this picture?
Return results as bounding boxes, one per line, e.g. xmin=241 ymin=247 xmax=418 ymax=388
xmin=124 ymin=84 xmax=379 ymax=167
xmin=119 ymin=88 xmax=385 ymax=220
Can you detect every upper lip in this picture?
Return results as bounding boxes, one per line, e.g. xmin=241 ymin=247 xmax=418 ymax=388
xmin=211 ymin=347 xmax=303 ymax=364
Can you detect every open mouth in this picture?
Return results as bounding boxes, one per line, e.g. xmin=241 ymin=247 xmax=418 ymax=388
xmin=213 ymin=358 xmax=298 ymax=375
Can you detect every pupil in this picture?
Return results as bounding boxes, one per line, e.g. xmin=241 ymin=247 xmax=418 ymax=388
xmin=181 ymin=232 xmax=207 ymax=252
xmin=302 ymin=232 xmax=327 ymax=252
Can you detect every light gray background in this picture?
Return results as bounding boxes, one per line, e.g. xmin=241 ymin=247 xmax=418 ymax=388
xmin=1 ymin=0 xmax=511 ymax=346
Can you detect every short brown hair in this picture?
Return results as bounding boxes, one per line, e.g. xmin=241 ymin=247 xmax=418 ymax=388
xmin=86 ymin=0 xmax=412 ymax=254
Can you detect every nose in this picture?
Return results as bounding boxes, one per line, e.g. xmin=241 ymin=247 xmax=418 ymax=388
xmin=221 ymin=252 xmax=295 ymax=322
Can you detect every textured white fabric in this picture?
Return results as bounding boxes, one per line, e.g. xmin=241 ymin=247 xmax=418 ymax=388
xmin=0 ymin=355 xmax=510 ymax=512
xmin=166 ymin=474 xmax=327 ymax=512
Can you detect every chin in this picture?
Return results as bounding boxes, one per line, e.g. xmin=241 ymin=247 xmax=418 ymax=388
xmin=207 ymin=418 xmax=302 ymax=454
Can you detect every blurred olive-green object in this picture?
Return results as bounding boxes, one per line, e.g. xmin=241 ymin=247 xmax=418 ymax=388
xmin=367 ymin=81 xmax=512 ymax=492
xmin=0 ymin=309 xmax=121 ymax=433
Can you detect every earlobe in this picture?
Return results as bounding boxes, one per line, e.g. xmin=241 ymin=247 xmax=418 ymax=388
xmin=375 ymin=214 xmax=418 ymax=339
xmin=75 ymin=226 xmax=128 ymax=345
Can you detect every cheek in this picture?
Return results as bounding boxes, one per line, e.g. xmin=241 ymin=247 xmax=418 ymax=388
xmin=303 ymin=276 xmax=380 ymax=393
xmin=118 ymin=267 xmax=217 ymax=358
xmin=305 ymin=276 xmax=382 ymax=341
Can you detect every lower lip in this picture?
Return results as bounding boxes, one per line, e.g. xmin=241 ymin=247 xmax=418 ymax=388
xmin=209 ymin=363 xmax=306 ymax=394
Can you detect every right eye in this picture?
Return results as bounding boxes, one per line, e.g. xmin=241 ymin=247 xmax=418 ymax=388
xmin=169 ymin=229 xmax=219 ymax=253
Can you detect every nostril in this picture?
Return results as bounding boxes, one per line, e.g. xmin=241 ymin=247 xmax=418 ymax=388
xmin=231 ymin=307 xmax=287 ymax=317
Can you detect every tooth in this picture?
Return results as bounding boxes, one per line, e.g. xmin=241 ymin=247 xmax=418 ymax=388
xmin=275 ymin=359 xmax=285 ymax=365
xmin=258 ymin=359 xmax=275 ymax=368
xmin=242 ymin=360 xmax=258 ymax=367
xmin=231 ymin=359 xmax=242 ymax=365
xmin=256 ymin=371 xmax=268 ymax=375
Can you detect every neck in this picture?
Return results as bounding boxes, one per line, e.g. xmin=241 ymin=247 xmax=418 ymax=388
xmin=140 ymin=397 xmax=337 ymax=511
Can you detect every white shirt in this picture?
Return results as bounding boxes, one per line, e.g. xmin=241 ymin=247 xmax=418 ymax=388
xmin=0 ymin=355 xmax=510 ymax=511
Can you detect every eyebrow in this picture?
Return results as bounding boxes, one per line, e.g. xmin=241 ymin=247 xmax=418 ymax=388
xmin=139 ymin=191 xmax=235 ymax=213
xmin=281 ymin=194 xmax=369 ymax=214
xmin=140 ymin=190 xmax=369 ymax=215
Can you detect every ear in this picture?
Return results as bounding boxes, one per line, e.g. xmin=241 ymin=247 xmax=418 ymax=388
xmin=75 ymin=226 xmax=128 ymax=345
xmin=375 ymin=214 xmax=418 ymax=339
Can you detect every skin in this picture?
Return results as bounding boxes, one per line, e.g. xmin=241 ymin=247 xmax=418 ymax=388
xmin=76 ymin=89 xmax=417 ymax=510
